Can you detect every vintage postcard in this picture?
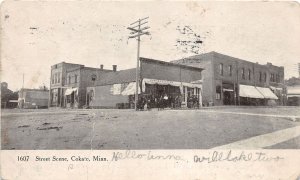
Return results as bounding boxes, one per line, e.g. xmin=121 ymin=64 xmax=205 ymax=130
xmin=1 ymin=1 xmax=300 ymax=179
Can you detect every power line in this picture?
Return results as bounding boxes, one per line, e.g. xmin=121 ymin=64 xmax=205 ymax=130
xmin=127 ymin=17 xmax=151 ymax=111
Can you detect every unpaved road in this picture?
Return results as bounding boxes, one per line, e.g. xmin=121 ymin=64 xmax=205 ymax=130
xmin=1 ymin=107 xmax=300 ymax=149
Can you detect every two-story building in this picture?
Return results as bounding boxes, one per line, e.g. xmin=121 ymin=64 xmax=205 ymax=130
xmin=49 ymin=62 xmax=111 ymax=108
xmin=64 ymin=65 xmax=112 ymax=108
xmin=172 ymin=51 xmax=285 ymax=106
xmin=49 ymin=62 xmax=82 ymax=107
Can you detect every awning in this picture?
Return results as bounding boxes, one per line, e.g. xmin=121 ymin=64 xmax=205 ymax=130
xmin=182 ymin=82 xmax=202 ymax=88
xmin=239 ymin=85 xmax=264 ymax=99
xmin=190 ymin=80 xmax=203 ymax=84
xmin=121 ymin=82 xmax=140 ymax=96
xmin=143 ymin=78 xmax=182 ymax=87
xmin=65 ymin=88 xmax=78 ymax=96
xmin=142 ymin=78 xmax=202 ymax=92
xmin=256 ymin=87 xmax=278 ymax=100
xmin=65 ymin=89 xmax=73 ymax=96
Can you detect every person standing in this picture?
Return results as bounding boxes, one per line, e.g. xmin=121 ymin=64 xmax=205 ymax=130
xmin=163 ymin=94 xmax=168 ymax=109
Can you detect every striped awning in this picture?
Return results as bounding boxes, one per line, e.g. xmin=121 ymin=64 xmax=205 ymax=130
xmin=239 ymin=85 xmax=264 ymax=99
xmin=256 ymin=87 xmax=278 ymax=100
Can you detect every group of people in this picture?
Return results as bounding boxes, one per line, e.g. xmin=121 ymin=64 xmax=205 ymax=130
xmin=136 ymin=93 xmax=200 ymax=110
xmin=136 ymin=94 xmax=182 ymax=110
xmin=187 ymin=95 xmax=200 ymax=109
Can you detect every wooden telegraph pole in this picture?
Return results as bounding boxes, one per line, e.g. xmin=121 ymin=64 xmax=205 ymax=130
xmin=127 ymin=17 xmax=150 ymax=110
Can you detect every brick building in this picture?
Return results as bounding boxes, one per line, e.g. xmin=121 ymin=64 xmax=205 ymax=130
xmin=49 ymin=62 xmax=82 ymax=107
xmin=171 ymin=51 xmax=285 ymax=106
xmin=49 ymin=62 xmax=111 ymax=108
xmin=64 ymin=65 xmax=111 ymax=108
xmin=87 ymin=57 xmax=203 ymax=109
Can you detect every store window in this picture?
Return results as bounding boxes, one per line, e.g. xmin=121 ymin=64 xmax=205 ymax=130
xmin=187 ymin=87 xmax=194 ymax=97
xmin=196 ymin=88 xmax=201 ymax=98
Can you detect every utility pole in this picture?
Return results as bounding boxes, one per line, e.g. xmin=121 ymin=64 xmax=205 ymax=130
xmin=127 ymin=17 xmax=150 ymax=110
xmin=298 ymin=63 xmax=300 ymax=78
xmin=22 ymin=73 xmax=24 ymax=89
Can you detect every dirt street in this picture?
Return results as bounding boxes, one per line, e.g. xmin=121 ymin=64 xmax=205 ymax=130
xmin=1 ymin=107 xmax=300 ymax=150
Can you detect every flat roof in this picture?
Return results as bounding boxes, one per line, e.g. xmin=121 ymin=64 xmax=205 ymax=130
xmin=172 ymin=51 xmax=283 ymax=68
xmin=141 ymin=57 xmax=204 ymax=71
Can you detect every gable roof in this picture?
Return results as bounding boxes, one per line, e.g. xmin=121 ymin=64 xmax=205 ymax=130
xmin=95 ymin=68 xmax=136 ymax=86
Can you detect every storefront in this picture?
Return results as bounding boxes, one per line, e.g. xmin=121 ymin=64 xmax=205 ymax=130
xmin=141 ymin=78 xmax=202 ymax=109
xmin=239 ymin=85 xmax=278 ymax=105
xmin=64 ymin=88 xmax=78 ymax=108
xmin=219 ymin=82 xmax=236 ymax=105
xmin=50 ymin=88 xmax=60 ymax=106
xmin=287 ymin=86 xmax=300 ymax=106
xmin=270 ymin=86 xmax=286 ymax=105
xmin=86 ymin=58 xmax=204 ymax=109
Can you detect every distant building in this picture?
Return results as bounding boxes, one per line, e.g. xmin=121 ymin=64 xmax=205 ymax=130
xmin=285 ymin=77 xmax=300 ymax=86
xmin=18 ymin=88 xmax=49 ymax=109
xmin=285 ymin=77 xmax=300 ymax=106
xmin=87 ymin=57 xmax=203 ymax=109
xmin=171 ymin=51 xmax=285 ymax=106
xmin=1 ymin=82 xmax=18 ymax=108
xmin=49 ymin=62 xmax=111 ymax=108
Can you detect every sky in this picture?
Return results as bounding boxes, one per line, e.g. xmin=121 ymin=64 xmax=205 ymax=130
xmin=1 ymin=1 xmax=300 ymax=91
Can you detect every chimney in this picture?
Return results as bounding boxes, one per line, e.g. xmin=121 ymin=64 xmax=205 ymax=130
xmin=113 ymin=65 xmax=117 ymax=72
xmin=100 ymin=64 xmax=104 ymax=70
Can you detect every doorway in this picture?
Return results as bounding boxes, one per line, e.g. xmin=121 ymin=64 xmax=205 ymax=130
xmin=222 ymin=82 xmax=235 ymax=105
